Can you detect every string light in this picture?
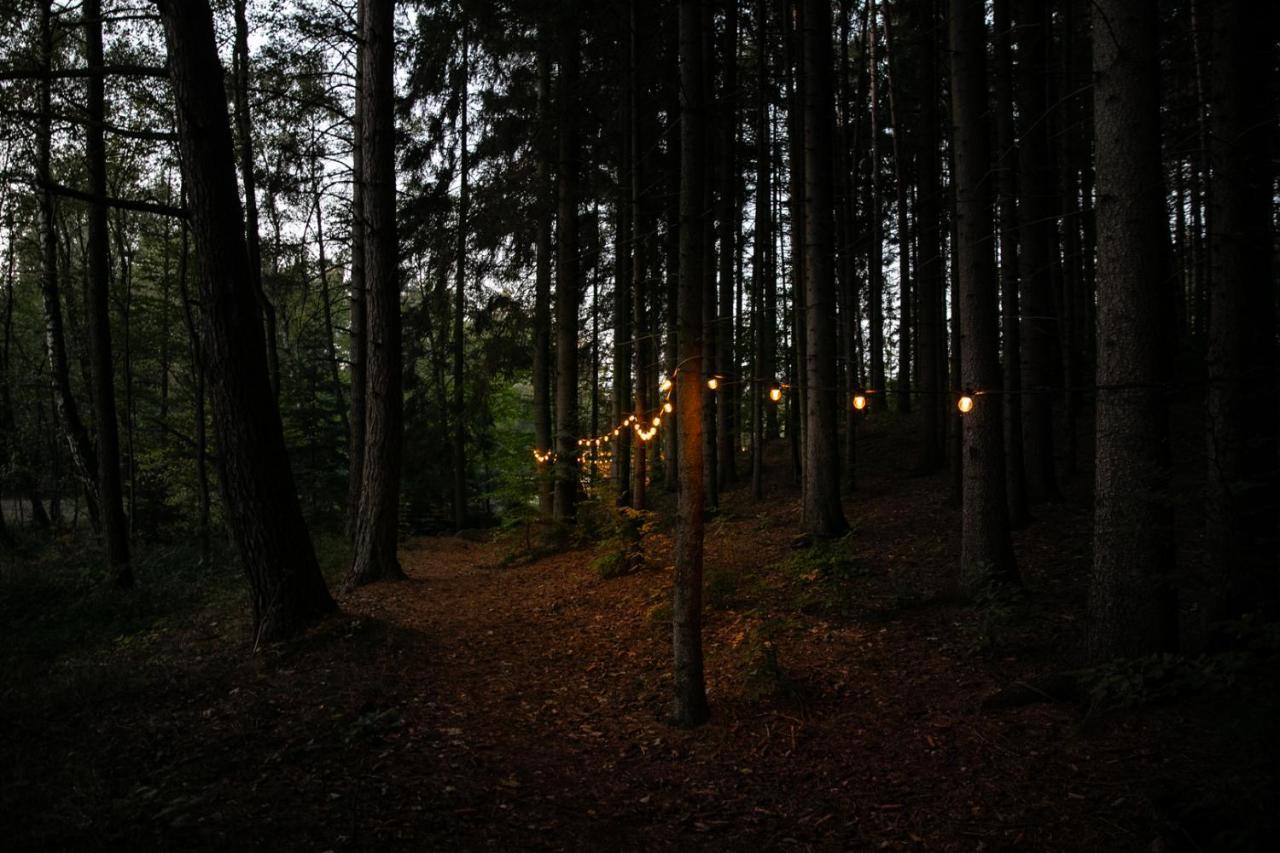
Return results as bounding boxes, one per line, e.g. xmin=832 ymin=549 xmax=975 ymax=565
xmin=663 ymin=401 xmax=674 ymax=413
xmin=652 ymin=415 xmax=662 ymax=427
xmin=660 ymin=377 xmax=673 ymax=393
xmin=707 ymin=376 xmax=719 ymax=391
xmin=957 ymin=393 xmax=974 ymax=414
xmin=769 ymin=386 xmax=782 ymax=402
xmin=852 ymin=393 xmax=868 ymax=411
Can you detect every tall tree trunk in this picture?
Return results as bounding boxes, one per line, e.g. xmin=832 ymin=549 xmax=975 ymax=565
xmin=715 ymin=0 xmax=738 ymax=487
xmin=784 ymin=0 xmax=805 ymax=487
xmin=1 ymin=222 xmax=16 ymax=546
xmin=866 ymin=5 xmax=885 ymax=405
xmin=663 ymin=108 xmax=681 ymax=492
xmin=232 ymin=0 xmax=281 ymax=401
xmin=949 ymin=0 xmax=1017 ymax=593
xmin=993 ymin=0 xmax=1028 ymax=527
xmin=157 ymin=0 xmax=336 ymax=640
xmin=1204 ymin=0 xmax=1279 ymax=621
xmin=1013 ymin=0 xmax=1061 ymax=502
xmin=37 ymin=0 xmax=100 ymax=528
xmin=881 ymin=1 xmax=911 ymax=414
xmin=553 ymin=8 xmax=581 ymax=519
xmin=751 ymin=0 xmax=770 ymax=500
xmin=912 ymin=0 xmax=944 ymax=473
xmin=86 ymin=0 xmax=132 ymax=589
xmin=673 ymin=0 xmax=710 ymax=730
xmin=533 ymin=36 xmax=554 ymax=515
xmin=452 ymin=22 xmax=470 ymax=531
xmin=631 ymin=0 xmax=649 ymax=511
xmin=617 ymin=22 xmax=635 ymax=505
xmin=348 ymin=0 xmax=405 ymax=586
xmin=311 ymin=161 xmax=349 ymax=440
xmin=702 ymin=0 xmax=719 ymax=509
xmin=1086 ymin=0 xmax=1178 ymax=660
xmin=801 ymin=0 xmax=848 ymax=537
xmin=177 ymin=219 xmax=212 ymax=566
xmin=346 ymin=0 xmax=367 ymax=538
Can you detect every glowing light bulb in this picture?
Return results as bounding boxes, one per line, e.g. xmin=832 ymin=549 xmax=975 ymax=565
xmin=957 ymin=394 xmax=974 ymax=414
xmin=707 ymin=377 xmax=719 ymax=390
xmin=852 ymin=394 xmax=867 ymax=411
xmin=663 ymin=401 xmax=674 ymax=413
xmin=652 ymin=416 xmax=662 ymax=427
xmin=660 ymin=378 xmax=673 ymax=393
xmin=769 ymin=386 xmax=782 ymax=403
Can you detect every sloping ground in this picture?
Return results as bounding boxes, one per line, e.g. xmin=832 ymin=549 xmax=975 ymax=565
xmin=2 ymin=431 xmax=1274 ymax=851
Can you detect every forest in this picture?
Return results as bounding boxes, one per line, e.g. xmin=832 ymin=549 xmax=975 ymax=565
xmin=0 ymin=0 xmax=1277 ymax=848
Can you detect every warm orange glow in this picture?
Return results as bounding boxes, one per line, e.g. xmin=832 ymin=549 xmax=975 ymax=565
xmin=957 ymin=394 xmax=974 ymax=414
xmin=769 ymin=386 xmax=782 ymax=402
xmin=852 ymin=394 xmax=867 ymax=411
xmin=660 ymin=377 xmax=673 ymax=393
xmin=652 ymin=416 xmax=662 ymax=427
xmin=663 ymin=401 xmax=674 ymax=413
xmin=707 ymin=377 xmax=719 ymax=390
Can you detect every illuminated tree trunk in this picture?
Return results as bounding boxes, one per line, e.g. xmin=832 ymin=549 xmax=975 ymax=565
xmin=673 ymin=0 xmax=710 ymax=729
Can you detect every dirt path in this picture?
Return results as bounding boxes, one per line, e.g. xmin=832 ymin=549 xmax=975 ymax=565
xmin=6 ymin=445 xmax=1230 ymax=851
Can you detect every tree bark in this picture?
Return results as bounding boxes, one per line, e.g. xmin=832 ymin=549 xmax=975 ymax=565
xmin=553 ymin=8 xmax=581 ymax=520
xmin=346 ymin=0 xmax=367 ymax=539
xmin=1087 ymin=0 xmax=1178 ymax=660
xmin=86 ymin=0 xmax=132 ymax=589
xmin=715 ymin=0 xmax=738 ymax=488
xmin=37 ymin=0 xmax=100 ymax=529
xmin=532 ymin=35 xmax=554 ymax=515
xmin=1013 ymin=0 xmax=1061 ymax=502
xmin=616 ymin=19 xmax=635 ymax=506
xmin=881 ymin=2 xmax=911 ymax=414
xmin=348 ymin=0 xmax=405 ymax=586
xmin=701 ymin=0 xmax=718 ymax=509
xmin=993 ymin=0 xmax=1029 ymax=527
xmin=750 ymin=0 xmax=770 ymax=500
xmin=866 ymin=6 xmax=885 ymax=406
xmin=156 ymin=0 xmax=336 ymax=640
xmin=1204 ymin=0 xmax=1279 ymax=621
xmin=673 ymin=0 xmax=710 ymax=730
xmin=232 ymin=0 xmax=281 ymax=401
xmin=800 ymin=0 xmax=848 ymax=537
xmin=452 ymin=22 xmax=470 ymax=531
xmin=912 ymin=0 xmax=944 ymax=474
xmin=949 ymin=0 xmax=1017 ymax=593
xmin=631 ymin=0 xmax=650 ymax=511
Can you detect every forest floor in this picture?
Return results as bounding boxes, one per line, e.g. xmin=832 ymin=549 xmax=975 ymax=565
xmin=2 ymin=415 xmax=1277 ymax=851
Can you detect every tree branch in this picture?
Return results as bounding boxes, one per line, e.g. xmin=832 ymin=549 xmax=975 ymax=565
xmin=40 ymin=180 xmax=188 ymax=219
